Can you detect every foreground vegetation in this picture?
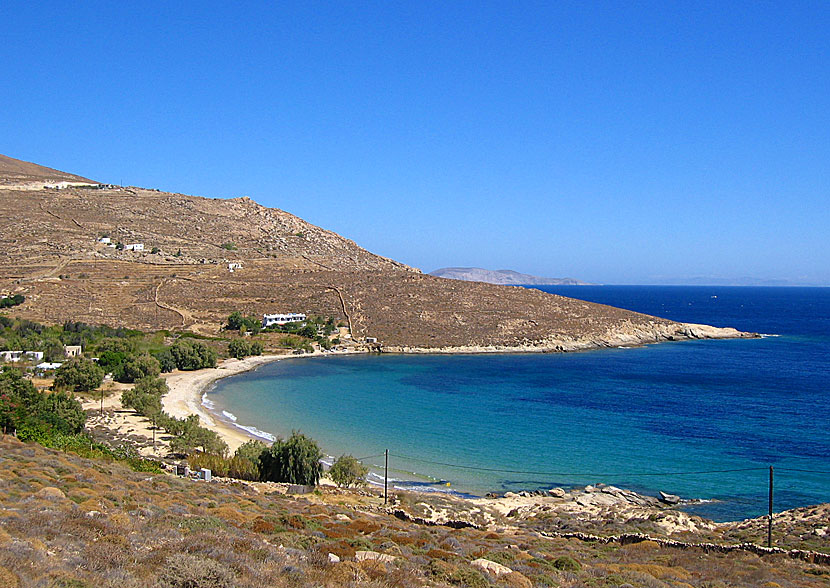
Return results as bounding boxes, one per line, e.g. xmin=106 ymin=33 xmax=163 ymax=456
xmin=1 ymin=435 xmax=828 ymax=588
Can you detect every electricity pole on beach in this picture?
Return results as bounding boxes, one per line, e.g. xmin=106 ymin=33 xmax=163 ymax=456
xmin=768 ymin=466 xmax=774 ymax=548
xmin=384 ymin=449 xmax=389 ymax=505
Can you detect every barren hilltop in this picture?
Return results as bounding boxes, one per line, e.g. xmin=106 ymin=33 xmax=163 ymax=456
xmin=0 ymin=154 xmax=752 ymax=349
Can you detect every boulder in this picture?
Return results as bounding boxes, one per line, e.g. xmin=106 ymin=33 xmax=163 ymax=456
xmin=504 ymin=491 xmax=518 ymax=498
xmin=328 ymin=553 xmax=341 ymax=563
xmin=659 ymin=491 xmax=681 ymax=505
xmin=34 ymin=487 xmax=65 ymax=500
xmin=503 ymin=571 xmax=533 ymax=588
xmin=471 ymin=558 xmax=513 ymax=577
xmin=548 ymin=487 xmax=566 ymax=497
xmin=355 ymin=550 xmax=396 ymax=564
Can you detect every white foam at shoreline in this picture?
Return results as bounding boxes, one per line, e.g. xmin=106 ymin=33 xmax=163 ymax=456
xmin=201 ymin=392 xmax=275 ymax=442
xmin=230 ymin=422 xmax=277 ymax=443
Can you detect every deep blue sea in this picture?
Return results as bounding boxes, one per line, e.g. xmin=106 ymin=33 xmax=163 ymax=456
xmin=206 ymin=286 xmax=830 ymax=521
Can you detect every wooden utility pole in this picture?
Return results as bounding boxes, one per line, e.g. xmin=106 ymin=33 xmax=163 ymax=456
xmin=384 ymin=449 xmax=389 ymax=505
xmin=768 ymin=466 xmax=774 ymax=548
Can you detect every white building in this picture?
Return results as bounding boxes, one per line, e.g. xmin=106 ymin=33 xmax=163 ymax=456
xmin=125 ymin=243 xmax=144 ymax=251
xmin=25 ymin=351 xmax=44 ymax=361
xmin=35 ymin=362 xmax=62 ymax=372
xmin=262 ymin=313 xmax=307 ymax=328
xmin=97 ymin=237 xmax=111 ymax=244
xmin=64 ymin=345 xmax=82 ymax=358
xmin=0 ymin=351 xmax=23 ymax=362
xmin=228 ymin=263 xmax=243 ymax=272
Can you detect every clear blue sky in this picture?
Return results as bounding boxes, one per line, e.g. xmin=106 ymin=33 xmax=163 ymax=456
xmin=2 ymin=1 xmax=828 ymax=285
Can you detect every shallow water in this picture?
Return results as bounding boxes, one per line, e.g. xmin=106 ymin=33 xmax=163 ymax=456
xmin=207 ymin=286 xmax=830 ymax=521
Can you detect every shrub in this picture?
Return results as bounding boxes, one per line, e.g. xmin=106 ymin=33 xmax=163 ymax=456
xmin=329 ymin=454 xmax=368 ymax=488
xmin=54 ymin=358 xmax=104 ymax=392
xmin=158 ymin=553 xmax=234 ymax=588
xmin=553 ymin=555 xmax=581 ymax=572
xmin=0 ymin=294 xmax=24 ymax=309
xmin=260 ymin=431 xmax=323 ymax=485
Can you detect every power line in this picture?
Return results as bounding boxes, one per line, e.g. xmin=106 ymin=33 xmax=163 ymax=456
xmin=388 ymin=452 xmax=769 ymax=478
xmin=355 ymin=453 xmax=386 ymax=461
xmin=776 ymin=467 xmax=830 ymax=475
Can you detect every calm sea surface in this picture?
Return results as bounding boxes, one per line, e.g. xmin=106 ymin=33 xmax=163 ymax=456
xmin=207 ymin=286 xmax=830 ymax=521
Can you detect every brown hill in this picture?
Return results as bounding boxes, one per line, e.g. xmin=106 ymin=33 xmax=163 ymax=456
xmin=0 ymin=154 xmax=753 ymax=348
xmin=0 ymin=153 xmax=96 ymax=187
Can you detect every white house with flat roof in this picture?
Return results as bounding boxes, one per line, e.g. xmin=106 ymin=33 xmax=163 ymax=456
xmin=125 ymin=243 xmax=144 ymax=251
xmin=262 ymin=313 xmax=306 ymax=328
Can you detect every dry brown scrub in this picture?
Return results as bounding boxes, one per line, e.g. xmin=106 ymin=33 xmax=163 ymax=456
xmin=0 ymin=435 xmax=828 ymax=587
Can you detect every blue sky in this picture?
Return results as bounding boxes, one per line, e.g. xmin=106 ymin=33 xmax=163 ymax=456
xmin=2 ymin=1 xmax=828 ymax=284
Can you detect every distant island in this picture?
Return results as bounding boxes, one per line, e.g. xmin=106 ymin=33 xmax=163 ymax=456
xmin=430 ymin=267 xmax=591 ymax=286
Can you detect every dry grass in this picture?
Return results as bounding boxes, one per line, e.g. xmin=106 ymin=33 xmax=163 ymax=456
xmin=1 ymin=434 xmax=829 ymax=587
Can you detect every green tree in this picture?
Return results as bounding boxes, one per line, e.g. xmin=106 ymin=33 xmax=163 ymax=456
xmin=234 ymin=439 xmax=268 ymax=477
xmin=53 ymin=358 xmax=104 ymax=392
xmin=114 ymin=354 xmax=161 ymax=383
xmin=167 ymin=414 xmax=228 ymax=456
xmin=227 ymin=339 xmax=251 ymax=360
xmin=120 ymin=376 xmax=167 ymax=416
xmin=0 ymin=368 xmax=84 ymax=437
xmin=226 ymin=311 xmax=245 ymax=331
xmin=328 ymin=454 xmax=369 ymax=488
xmin=169 ymin=340 xmax=217 ymax=370
xmin=259 ymin=431 xmax=323 ymax=485
xmin=152 ymin=348 xmax=177 ymax=372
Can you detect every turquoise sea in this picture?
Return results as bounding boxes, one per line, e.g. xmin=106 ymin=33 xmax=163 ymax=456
xmin=206 ymin=286 xmax=830 ymax=521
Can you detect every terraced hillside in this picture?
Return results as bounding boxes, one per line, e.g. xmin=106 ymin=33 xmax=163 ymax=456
xmin=0 ymin=155 xmax=752 ymax=348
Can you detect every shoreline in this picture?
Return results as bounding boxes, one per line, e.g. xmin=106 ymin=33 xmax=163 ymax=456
xmin=160 ymin=324 xmax=757 ymax=461
xmin=162 ymin=349 xmax=365 ymax=452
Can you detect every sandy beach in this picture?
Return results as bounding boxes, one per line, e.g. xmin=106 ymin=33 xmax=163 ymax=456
xmin=161 ymin=349 xmax=363 ymax=453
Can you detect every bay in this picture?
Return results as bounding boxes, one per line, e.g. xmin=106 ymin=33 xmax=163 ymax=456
xmin=207 ymin=286 xmax=830 ymax=521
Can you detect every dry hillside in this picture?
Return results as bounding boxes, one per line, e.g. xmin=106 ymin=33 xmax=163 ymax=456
xmin=1 ymin=434 xmax=828 ymax=588
xmin=0 ymin=155 xmax=752 ymax=348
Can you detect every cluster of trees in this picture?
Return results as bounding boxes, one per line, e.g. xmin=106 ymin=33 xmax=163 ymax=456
xmin=0 ymin=317 xmax=145 ymax=363
xmin=225 ymin=312 xmax=261 ymax=334
xmin=0 ymin=294 xmax=24 ymax=309
xmin=0 ymin=368 xmax=85 ymax=440
xmin=0 ymin=367 xmax=160 ymax=473
xmin=224 ymin=312 xmax=340 ymax=353
xmin=186 ymin=431 xmax=369 ymax=488
xmin=120 ymin=376 xmax=227 ymax=455
xmin=227 ymin=339 xmax=263 ymax=359
xmin=95 ymin=338 xmax=160 ymax=383
xmin=54 ymin=358 xmax=105 ymax=392
xmin=155 ymin=340 xmax=218 ymax=371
